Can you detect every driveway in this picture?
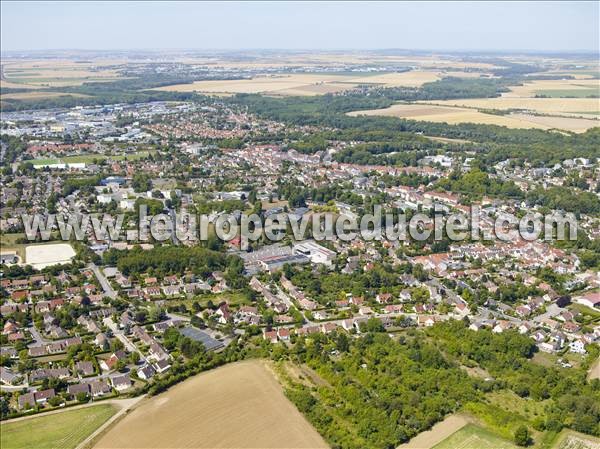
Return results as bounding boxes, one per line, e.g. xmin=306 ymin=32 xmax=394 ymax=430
xmin=103 ymin=318 xmax=145 ymax=362
xmin=88 ymin=263 xmax=117 ymax=299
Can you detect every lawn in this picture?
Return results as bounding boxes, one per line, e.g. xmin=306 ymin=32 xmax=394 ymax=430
xmin=535 ymin=89 xmax=599 ymax=98
xmin=0 ymin=404 xmax=117 ymax=449
xmin=569 ymin=303 xmax=600 ymax=322
xmin=487 ymin=390 xmax=549 ymax=422
xmin=432 ymin=424 xmax=519 ymax=449
xmin=30 ymin=151 xmax=153 ymax=166
xmin=1 ymin=233 xmax=27 ymax=261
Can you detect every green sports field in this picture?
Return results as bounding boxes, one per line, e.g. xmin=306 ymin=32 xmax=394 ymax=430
xmin=0 ymin=404 xmax=117 ymax=449
xmin=432 ymin=424 xmax=519 ymax=449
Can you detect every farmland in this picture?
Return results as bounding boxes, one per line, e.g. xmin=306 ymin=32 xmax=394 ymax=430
xmin=0 ymin=404 xmax=117 ymax=449
xmin=420 ymin=97 xmax=600 ymax=118
xmin=0 ymin=91 xmax=91 ymax=101
xmin=154 ymin=70 xmax=447 ymax=96
xmin=431 ymin=424 xmax=519 ymax=449
xmin=504 ymin=79 xmax=600 ymax=98
xmin=347 ymin=102 xmax=599 ymax=132
xmin=347 ymin=101 xmax=599 ymax=132
xmin=551 ymin=430 xmax=600 ymax=449
xmin=397 ymin=414 xmax=471 ymax=449
xmin=1 ymin=59 xmax=124 ymax=88
xmin=92 ymin=360 xmax=328 ymax=448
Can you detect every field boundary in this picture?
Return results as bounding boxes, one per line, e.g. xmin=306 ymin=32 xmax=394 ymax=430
xmin=397 ymin=413 xmax=472 ymax=449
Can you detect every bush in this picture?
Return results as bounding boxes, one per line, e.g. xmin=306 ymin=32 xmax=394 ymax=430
xmin=514 ymin=425 xmax=531 ymax=446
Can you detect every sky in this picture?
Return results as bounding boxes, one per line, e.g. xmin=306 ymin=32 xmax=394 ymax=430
xmin=1 ymin=1 xmax=598 ymax=53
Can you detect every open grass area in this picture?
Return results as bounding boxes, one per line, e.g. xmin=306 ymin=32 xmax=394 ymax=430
xmin=0 ymin=404 xmax=117 ymax=449
xmin=30 ymin=151 xmax=153 ymax=166
xmin=535 ymin=89 xmax=599 ymax=98
xmin=487 ymin=390 xmax=549 ymax=422
xmin=1 ymin=91 xmax=90 ymax=101
xmin=1 ymin=233 xmax=27 ymax=261
xmin=569 ymin=303 xmax=600 ymax=321
xmin=432 ymin=424 xmax=519 ymax=449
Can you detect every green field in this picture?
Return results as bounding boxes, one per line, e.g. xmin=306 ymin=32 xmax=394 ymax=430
xmin=432 ymin=424 xmax=519 ymax=449
xmin=31 ymin=151 xmax=153 ymax=166
xmin=536 ymin=89 xmax=599 ymax=98
xmin=0 ymin=404 xmax=117 ymax=449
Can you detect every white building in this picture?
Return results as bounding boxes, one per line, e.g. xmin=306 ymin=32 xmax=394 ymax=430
xmin=293 ymin=240 xmax=336 ymax=267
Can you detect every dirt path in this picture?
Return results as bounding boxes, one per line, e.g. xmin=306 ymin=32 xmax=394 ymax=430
xmin=588 ymin=356 xmax=600 ymax=381
xmin=75 ymin=396 xmax=145 ymax=449
xmin=397 ymin=414 xmax=471 ymax=449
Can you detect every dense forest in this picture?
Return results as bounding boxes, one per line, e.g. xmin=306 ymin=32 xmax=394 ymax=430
xmin=101 ymin=245 xmax=245 ymax=287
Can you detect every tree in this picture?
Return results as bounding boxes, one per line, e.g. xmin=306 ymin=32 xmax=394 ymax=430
xmin=76 ymin=392 xmax=89 ymax=403
xmin=130 ymin=352 xmax=140 ymax=365
xmin=48 ymin=396 xmax=63 ymax=407
xmin=514 ymin=425 xmax=531 ymax=446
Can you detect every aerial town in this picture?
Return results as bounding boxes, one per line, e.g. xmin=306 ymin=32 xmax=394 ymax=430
xmin=1 ymin=2 xmax=599 ymax=449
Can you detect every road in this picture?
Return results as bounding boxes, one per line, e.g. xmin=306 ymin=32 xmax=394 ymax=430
xmin=166 ymin=311 xmax=190 ymax=322
xmin=103 ymin=318 xmax=145 ymax=362
xmin=27 ymin=326 xmax=51 ymax=347
xmin=88 ymin=263 xmax=117 ymax=299
xmin=478 ymin=306 xmax=522 ymax=323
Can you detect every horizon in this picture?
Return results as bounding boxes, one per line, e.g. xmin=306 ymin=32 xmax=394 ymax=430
xmin=1 ymin=1 xmax=599 ymax=53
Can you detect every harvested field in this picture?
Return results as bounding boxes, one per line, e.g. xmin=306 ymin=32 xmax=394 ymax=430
xmin=93 ymin=360 xmax=328 ymax=449
xmin=421 ymin=97 xmax=600 ymax=118
xmin=155 ymin=70 xmax=445 ymax=96
xmin=1 ymin=59 xmax=124 ymax=88
xmin=348 ymin=102 xmax=599 ymax=132
xmin=431 ymin=423 xmax=518 ymax=449
xmin=508 ymin=113 xmax=599 ymax=132
xmin=505 ymin=79 xmax=600 ymax=98
xmin=349 ymin=104 xmax=549 ymax=129
xmin=154 ymin=74 xmax=357 ymax=95
xmin=349 ymin=70 xmax=442 ymax=87
xmin=0 ymin=404 xmax=117 ymax=449
xmin=552 ymin=429 xmax=600 ymax=449
xmin=397 ymin=414 xmax=471 ymax=449
xmin=25 ymin=243 xmax=76 ymax=269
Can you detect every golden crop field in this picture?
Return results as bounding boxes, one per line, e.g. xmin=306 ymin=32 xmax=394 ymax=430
xmin=93 ymin=360 xmax=328 ymax=449
xmin=347 ymin=103 xmax=599 ymax=132
xmin=348 ymin=70 xmax=442 ymax=87
xmin=504 ymin=79 xmax=600 ymax=98
xmin=421 ymin=97 xmax=600 ymax=118
xmin=155 ymin=70 xmax=449 ymax=96
xmin=1 ymin=59 xmax=124 ymax=88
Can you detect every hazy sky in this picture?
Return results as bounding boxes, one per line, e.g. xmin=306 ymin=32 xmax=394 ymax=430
xmin=1 ymin=1 xmax=598 ymax=52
